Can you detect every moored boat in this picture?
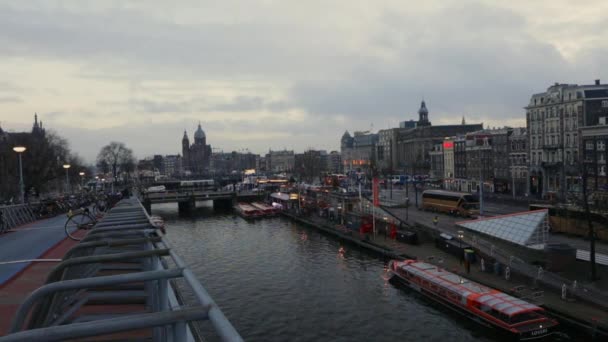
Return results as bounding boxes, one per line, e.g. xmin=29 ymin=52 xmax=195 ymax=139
xmin=250 ymin=202 xmax=278 ymax=217
xmin=388 ymin=259 xmax=558 ymax=340
xmin=234 ymin=203 xmax=263 ymax=219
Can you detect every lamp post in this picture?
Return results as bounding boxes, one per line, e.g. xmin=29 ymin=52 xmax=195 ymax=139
xmin=13 ymin=146 xmax=27 ymax=204
xmin=457 ymin=230 xmax=465 ymax=265
xmin=457 ymin=230 xmax=464 ymax=248
xmin=79 ymin=172 xmax=85 ymax=190
xmin=63 ymin=164 xmax=71 ymax=194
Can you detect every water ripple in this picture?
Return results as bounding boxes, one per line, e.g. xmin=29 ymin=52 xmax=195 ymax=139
xmin=156 ymin=203 xmax=494 ymax=342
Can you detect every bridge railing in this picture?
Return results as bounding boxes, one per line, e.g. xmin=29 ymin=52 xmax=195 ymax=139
xmin=1 ymin=198 xmax=243 ymax=342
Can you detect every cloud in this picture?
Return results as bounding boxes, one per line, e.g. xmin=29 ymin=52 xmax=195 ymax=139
xmin=0 ymin=96 xmax=22 ymax=103
xmin=288 ymin=3 xmax=578 ymax=124
xmin=1 ymin=0 xmax=607 ymax=162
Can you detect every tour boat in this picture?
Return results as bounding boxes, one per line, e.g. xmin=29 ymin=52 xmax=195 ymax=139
xmin=250 ymin=202 xmax=278 ymax=217
xmin=388 ymin=259 xmax=558 ymax=340
xmin=234 ymin=203 xmax=263 ymax=219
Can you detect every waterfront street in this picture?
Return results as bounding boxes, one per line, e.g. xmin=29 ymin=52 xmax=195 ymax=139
xmin=378 ymin=187 xmax=608 ymax=255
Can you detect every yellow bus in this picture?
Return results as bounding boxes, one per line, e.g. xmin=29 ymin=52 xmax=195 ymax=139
xmin=421 ymin=190 xmax=479 ymax=217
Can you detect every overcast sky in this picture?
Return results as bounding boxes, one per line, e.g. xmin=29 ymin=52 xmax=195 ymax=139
xmin=1 ymin=0 xmax=607 ymax=163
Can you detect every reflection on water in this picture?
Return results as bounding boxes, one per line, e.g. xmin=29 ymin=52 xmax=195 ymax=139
xmin=155 ymin=202 xmax=571 ymax=342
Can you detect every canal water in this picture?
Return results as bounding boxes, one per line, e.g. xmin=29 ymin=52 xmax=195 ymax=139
xmin=156 ymin=203 xmax=568 ymax=342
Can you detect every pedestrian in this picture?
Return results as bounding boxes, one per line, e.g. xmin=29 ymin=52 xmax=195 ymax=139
xmin=433 ymin=215 xmax=438 ymax=226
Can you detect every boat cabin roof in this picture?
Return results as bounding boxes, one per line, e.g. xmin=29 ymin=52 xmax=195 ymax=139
xmin=399 ymin=261 xmax=542 ymax=317
xmin=475 ymin=292 xmax=540 ymax=316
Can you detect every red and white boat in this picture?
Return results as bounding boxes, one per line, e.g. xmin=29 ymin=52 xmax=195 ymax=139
xmin=250 ymin=202 xmax=278 ymax=217
xmin=389 ymin=259 xmax=558 ymax=340
xmin=234 ymin=203 xmax=263 ymax=219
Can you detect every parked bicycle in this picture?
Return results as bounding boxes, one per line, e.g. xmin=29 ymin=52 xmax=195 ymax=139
xmin=64 ymin=208 xmax=97 ymax=241
xmin=63 ymin=194 xmax=117 ymax=241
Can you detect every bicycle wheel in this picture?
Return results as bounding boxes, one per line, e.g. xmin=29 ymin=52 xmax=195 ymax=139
xmin=65 ymin=212 xmax=96 ymax=241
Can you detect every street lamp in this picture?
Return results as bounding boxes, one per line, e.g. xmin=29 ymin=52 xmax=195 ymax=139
xmin=13 ymin=146 xmax=26 ymax=203
xmin=63 ymin=164 xmax=71 ymax=194
xmin=79 ymin=172 xmax=85 ymax=190
xmin=457 ymin=230 xmax=464 ymax=248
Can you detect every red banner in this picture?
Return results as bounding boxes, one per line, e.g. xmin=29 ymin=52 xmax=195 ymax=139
xmin=372 ymin=177 xmax=380 ymax=207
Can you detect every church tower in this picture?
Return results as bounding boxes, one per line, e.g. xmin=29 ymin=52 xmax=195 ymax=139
xmin=182 ymin=130 xmax=190 ymax=172
xmin=417 ymin=101 xmax=430 ymax=127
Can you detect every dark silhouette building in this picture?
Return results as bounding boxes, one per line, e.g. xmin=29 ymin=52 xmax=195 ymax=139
xmin=182 ymin=123 xmax=211 ymax=175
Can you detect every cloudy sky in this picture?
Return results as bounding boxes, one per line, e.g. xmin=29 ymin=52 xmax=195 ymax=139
xmin=1 ymin=0 xmax=607 ymax=163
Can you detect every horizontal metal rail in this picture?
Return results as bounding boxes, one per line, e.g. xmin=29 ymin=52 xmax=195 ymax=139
xmin=45 ymin=249 xmax=170 ymax=283
xmin=0 ymin=306 xmax=210 ymax=342
xmin=10 ymin=268 xmax=184 ymax=332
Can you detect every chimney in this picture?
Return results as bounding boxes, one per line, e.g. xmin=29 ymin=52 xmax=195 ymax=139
xmin=595 ymin=79 xmax=600 ymax=85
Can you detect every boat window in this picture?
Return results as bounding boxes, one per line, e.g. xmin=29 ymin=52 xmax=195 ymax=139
xmin=509 ymin=311 xmax=541 ymax=324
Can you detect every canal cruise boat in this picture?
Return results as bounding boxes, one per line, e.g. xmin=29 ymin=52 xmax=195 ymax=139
xmin=388 ymin=260 xmax=558 ymax=340
xmin=250 ymin=202 xmax=278 ymax=217
xmin=234 ymin=203 xmax=263 ymax=219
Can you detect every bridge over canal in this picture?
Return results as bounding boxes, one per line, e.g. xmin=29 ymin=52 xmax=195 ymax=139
xmin=140 ymin=190 xmax=264 ymax=213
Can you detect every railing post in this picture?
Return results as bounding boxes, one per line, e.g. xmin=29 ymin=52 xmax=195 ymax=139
xmin=173 ymin=320 xmax=187 ymax=341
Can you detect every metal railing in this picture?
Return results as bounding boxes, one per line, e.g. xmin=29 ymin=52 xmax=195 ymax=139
xmin=466 ymin=234 xmax=608 ymax=309
xmin=0 ymin=197 xmax=243 ymax=342
xmin=0 ymin=204 xmax=37 ymax=232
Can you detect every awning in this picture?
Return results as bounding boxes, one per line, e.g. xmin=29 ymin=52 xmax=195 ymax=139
xmin=456 ymin=210 xmax=550 ymax=247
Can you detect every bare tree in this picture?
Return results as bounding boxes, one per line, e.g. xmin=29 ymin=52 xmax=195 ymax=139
xmin=96 ymin=142 xmax=135 ymax=188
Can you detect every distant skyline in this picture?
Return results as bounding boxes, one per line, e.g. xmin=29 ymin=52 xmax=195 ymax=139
xmin=1 ymin=1 xmax=607 ymax=163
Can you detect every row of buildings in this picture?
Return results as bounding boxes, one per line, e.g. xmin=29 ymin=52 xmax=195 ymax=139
xmin=341 ymin=80 xmax=608 ymax=199
xmin=138 ymin=124 xmax=343 ymax=180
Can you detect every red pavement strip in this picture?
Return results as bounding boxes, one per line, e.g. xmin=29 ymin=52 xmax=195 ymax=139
xmin=0 ymin=230 xmax=85 ymax=336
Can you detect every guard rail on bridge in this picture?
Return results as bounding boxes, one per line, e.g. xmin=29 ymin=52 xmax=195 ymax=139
xmin=0 ymin=198 xmax=243 ymax=342
xmin=0 ymin=204 xmax=37 ymax=233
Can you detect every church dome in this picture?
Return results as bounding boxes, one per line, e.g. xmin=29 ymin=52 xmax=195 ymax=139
xmin=194 ymin=123 xmax=206 ymax=140
xmin=341 ymin=130 xmax=351 ymax=141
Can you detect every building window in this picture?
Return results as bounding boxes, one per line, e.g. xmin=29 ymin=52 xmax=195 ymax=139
xmin=586 ymin=141 xmax=595 ymax=150
xmin=598 ymin=141 xmax=606 ymax=151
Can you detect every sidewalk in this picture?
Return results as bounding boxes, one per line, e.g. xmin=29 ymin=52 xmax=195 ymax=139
xmin=0 ymin=214 xmax=71 ymax=285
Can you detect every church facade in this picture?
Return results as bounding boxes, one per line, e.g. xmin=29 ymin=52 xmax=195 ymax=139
xmin=182 ymin=123 xmax=212 ymax=175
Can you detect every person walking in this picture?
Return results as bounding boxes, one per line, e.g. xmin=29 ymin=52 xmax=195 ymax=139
xmin=433 ymin=215 xmax=438 ymax=226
